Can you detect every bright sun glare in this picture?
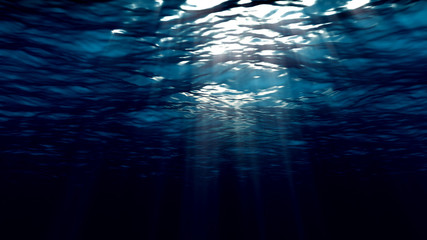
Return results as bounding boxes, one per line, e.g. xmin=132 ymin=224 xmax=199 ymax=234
xmin=175 ymin=0 xmax=371 ymax=57
xmin=158 ymin=0 xmax=370 ymax=108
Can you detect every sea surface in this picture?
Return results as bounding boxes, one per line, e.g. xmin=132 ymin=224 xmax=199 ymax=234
xmin=1 ymin=0 xmax=427 ymax=239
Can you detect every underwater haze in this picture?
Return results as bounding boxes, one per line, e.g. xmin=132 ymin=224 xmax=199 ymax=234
xmin=1 ymin=0 xmax=427 ymax=239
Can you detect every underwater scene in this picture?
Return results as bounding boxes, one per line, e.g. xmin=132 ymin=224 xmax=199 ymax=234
xmin=1 ymin=0 xmax=427 ymax=239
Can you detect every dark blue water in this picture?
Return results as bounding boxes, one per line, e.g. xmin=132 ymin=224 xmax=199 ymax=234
xmin=1 ymin=0 xmax=427 ymax=239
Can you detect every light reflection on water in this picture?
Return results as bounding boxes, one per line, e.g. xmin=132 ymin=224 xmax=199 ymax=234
xmin=156 ymin=0 xmax=360 ymax=109
xmin=1 ymin=0 xmax=427 ymax=239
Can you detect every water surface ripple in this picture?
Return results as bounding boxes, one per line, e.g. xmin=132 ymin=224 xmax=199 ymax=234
xmin=1 ymin=0 xmax=427 ymax=239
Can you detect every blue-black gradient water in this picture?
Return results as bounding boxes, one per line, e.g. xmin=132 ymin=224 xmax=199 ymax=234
xmin=1 ymin=0 xmax=427 ymax=239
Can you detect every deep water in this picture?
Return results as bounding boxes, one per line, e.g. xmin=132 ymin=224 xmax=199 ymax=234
xmin=1 ymin=0 xmax=427 ymax=239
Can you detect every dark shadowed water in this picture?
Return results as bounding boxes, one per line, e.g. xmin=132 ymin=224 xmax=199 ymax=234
xmin=1 ymin=0 xmax=427 ymax=239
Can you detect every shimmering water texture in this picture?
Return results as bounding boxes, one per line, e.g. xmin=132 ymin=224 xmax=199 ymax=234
xmin=1 ymin=0 xmax=427 ymax=240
